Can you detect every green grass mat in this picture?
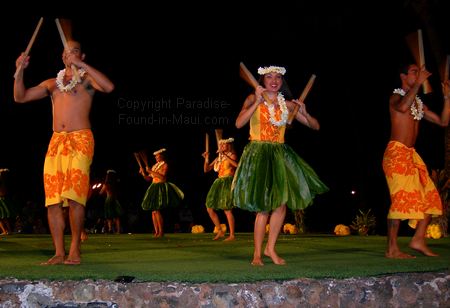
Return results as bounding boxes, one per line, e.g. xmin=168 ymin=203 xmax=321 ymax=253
xmin=0 ymin=233 xmax=449 ymax=283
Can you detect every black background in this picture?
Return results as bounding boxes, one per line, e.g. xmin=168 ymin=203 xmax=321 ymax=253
xmin=0 ymin=1 xmax=449 ymax=234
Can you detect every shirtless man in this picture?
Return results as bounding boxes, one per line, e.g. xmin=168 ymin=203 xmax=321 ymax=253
xmin=14 ymin=40 xmax=114 ymax=265
xmin=383 ymin=63 xmax=450 ymax=259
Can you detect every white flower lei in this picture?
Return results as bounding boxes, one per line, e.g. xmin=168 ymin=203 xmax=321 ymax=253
xmin=214 ymin=152 xmax=231 ymax=172
xmin=152 ymin=161 xmax=165 ymax=172
xmin=264 ymin=93 xmax=288 ymax=127
xmin=393 ymin=88 xmax=424 ymax=120
xmin=56 ymin=68 xmax=86 ymax=92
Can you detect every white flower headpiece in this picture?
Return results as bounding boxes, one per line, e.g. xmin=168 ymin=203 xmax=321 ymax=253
xmin=0 ymin=168 xmax=10 ymax=173
xmin=107 ymin=169 xmax=117 ymax=174
xmin=219 ymin=138 xmax=234 ymax=144
xmin=257 ymin=66 xmax=286 ymax=76
xmin=153 ymin=148 xmax=166 ymax=155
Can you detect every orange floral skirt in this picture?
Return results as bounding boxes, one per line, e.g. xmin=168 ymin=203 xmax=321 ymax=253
xmin=382 ymin=141 xmax=442 ymax=228
xmin=43 ymin=129 xmax=94 ymax=207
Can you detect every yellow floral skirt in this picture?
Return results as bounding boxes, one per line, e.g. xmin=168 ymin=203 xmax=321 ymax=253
xmin=43 ymin=129 xmax=94 ymax=207
xmin=382 ymin=141 xmax=442 ymax=228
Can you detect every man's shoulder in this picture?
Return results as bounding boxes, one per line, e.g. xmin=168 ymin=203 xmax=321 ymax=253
xmin=39 ymin=78 xmax=56 ymax=88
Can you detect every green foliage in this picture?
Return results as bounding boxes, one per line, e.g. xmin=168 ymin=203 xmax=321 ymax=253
xmin=350 ymin=209 xmax=376 ymax=236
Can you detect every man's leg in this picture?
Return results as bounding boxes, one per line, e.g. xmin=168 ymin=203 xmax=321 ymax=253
xmin=65 ymin=200 xmax=85 ymax=264
xmin=385 ymin=218 xmax=415 ymax=259
xmin=41 ymin=203 xmax=65 ymax=265
xmin=409 ymin=214 xmax=439 ymax=257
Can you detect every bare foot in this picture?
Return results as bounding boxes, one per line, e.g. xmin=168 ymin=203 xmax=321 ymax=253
xmin=409 ymin=242 xmax=439 ymax=257
xmin=223 ymin=236 xmax=235 ymax=241
xmin=81 ymin=232 xmax=88 ymax=242
xmin=385 ymin=250 xmax=416 ymax=259
xmin=264 ymin=249 xmax=286 ymax=265
xmin=40 ymin=255 xmax=65 ymax=265
xmin=213 ymin=230 xmax=225 ymax=240
xmin=64 ymin=258 xmax=81 ymax=265
xmin=251 ymin=258 xmax=264 ymax=266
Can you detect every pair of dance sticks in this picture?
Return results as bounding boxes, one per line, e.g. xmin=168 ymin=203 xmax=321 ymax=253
xmin=14 ymin=17 xmax=81 ymax=83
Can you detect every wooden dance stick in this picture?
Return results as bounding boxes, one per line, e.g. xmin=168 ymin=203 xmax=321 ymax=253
xmin=55 ymin=18 xmax=80 ymax=83
xmin=406 ymin=29 xmax=432 ymax=94
xmin=287 ymin=74 xmax=316 ymax=125
xmin=14 ymin=17 xmax=44 ymax=79
xmin=239 ymin=62 xmax=273 ymax=104
xmin=139 ymin=150 xmax=149 ymax=169
xmin=134 ymin=152 xmax=144 ymax=170
xmin=417 ymin=29 xmax=432 ymax=93
xmin=205 ymin=133 xmax=209 ymax=153
xmin=215 ymin=129 xmax=223 ymax=150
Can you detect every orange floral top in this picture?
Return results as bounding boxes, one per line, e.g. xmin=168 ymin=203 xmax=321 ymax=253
xmin=151 ymin=161 xmax=166 ymax=183
xmin=249 ymin=104 xmax=286 ymax=143
xmin=215 ymin=154 xmax=236 ymax=178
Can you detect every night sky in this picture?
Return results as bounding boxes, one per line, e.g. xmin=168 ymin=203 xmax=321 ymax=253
xmin=0 ymin=1 xmax=449 ymax=233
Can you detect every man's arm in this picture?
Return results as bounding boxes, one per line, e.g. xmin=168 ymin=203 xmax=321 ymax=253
xmin=80 ymin=62 xmax=115 ymax=93
xmin=66 ymin=52 xmax=114 ymax=93
xmin=13 ymin=53 xmax=50 ymax=103
xmin=14 ymin=79 xmax=50 ymax=103
xmin=423 ymin=98 xmax=450 ymax=127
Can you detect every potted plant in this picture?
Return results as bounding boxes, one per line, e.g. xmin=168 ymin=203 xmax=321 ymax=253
xmin=350 ymin=209 xmax=376 ymax=236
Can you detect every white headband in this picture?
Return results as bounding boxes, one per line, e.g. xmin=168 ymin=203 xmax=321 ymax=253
xmin=257 ymin=66 xmax=286 ymax=75
xmin=153 ymin=148 xmax=166 ymax=155
xmin=219 ymin=138 xmax=234 ymax=144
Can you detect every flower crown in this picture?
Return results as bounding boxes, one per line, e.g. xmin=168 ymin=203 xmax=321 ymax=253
xmin=153 ymin=148 xmax=166 ymax=155
xmin=0 ymin=168 xmax=10 ymax=173
xmin=107 ymin=169 xmax=117 ymax=174
xmin=257 ymin=66 xmax=286 ymax=75
xmin=219 ymin=138 xmax=234 ymax=144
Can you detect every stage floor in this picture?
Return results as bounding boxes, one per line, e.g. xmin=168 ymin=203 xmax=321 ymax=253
xmin=0 ymin=233 xmax=449 ymax=282
xmin=1 ymin=233 xmax=449 ymax=306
